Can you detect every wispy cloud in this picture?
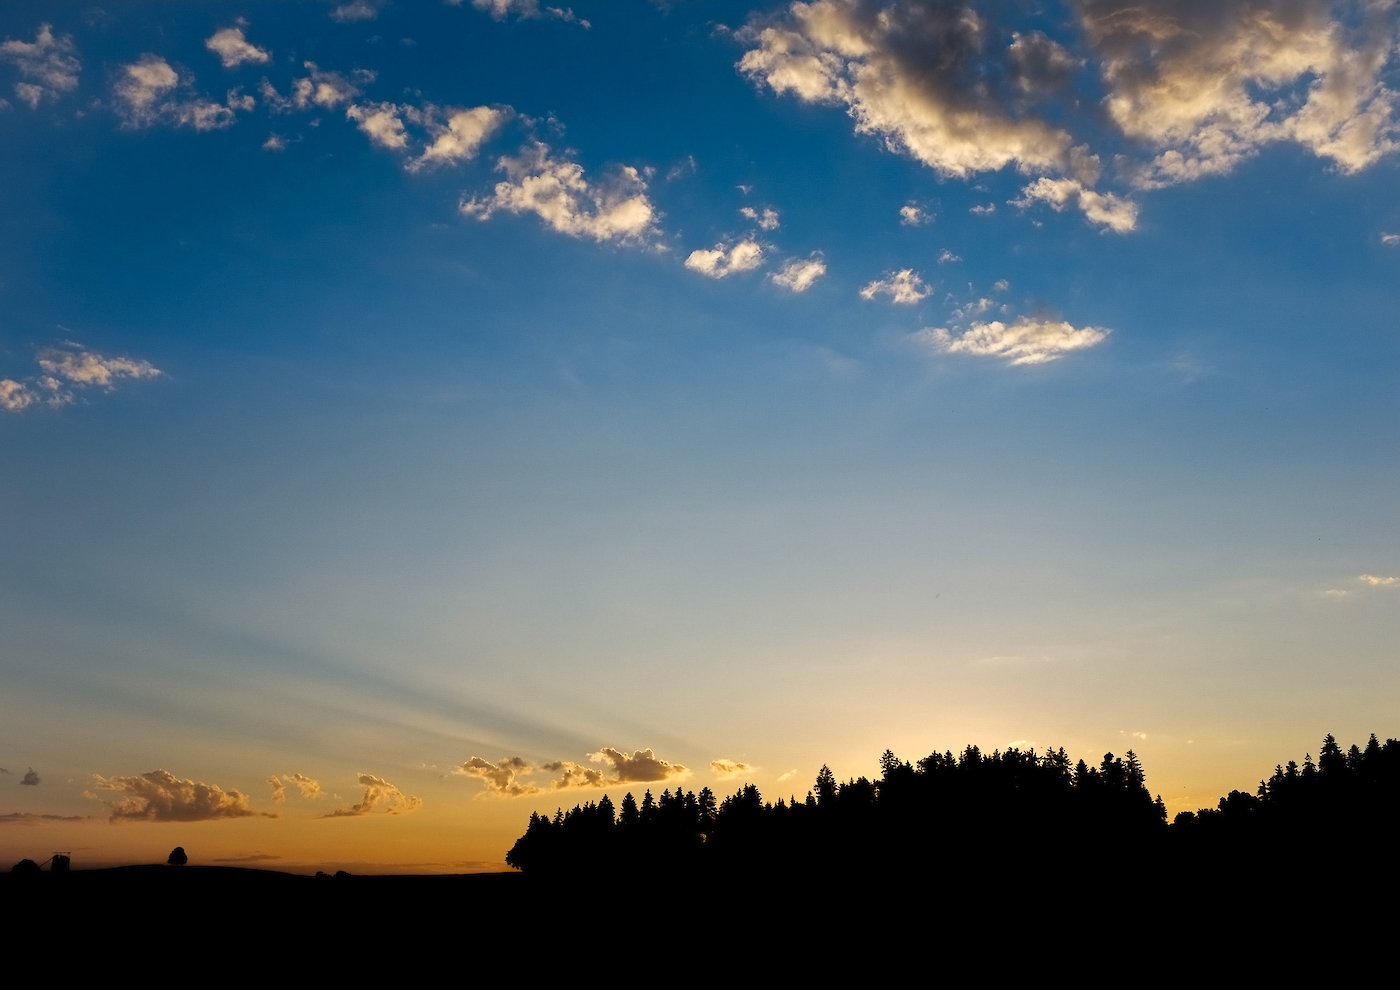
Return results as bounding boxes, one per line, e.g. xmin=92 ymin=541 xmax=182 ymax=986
xmin=464 ymin=0 xmax=589 ymax=29
xmin=330 ymin=0 xmax=384 ymax=23
xmin=2 ymin=342 xmax=161 ymax=413
xmin=453 ymin=756 xmax=539 ymax=796
xmin=114 ymin=55 xmax=249 ymax=131
xmin=323 ymin=773 xmax=421 ymax=817
xmin=861 ymin=269 xmax=930 ymax=304
xmin=899 ymin=202 xmax=932 ymax=226
xmin=0 ymin=23 xmax=80 ymax=108
xmin=462 ymin=140 xmax=659 ymax=244
xmin=917 ymin=316 xmax=1110 ymax=366
xmin=91 ymin=769 xmax=267 ymax=822
xmin=260 ymin=62 xmax=369 ymax=113
xmin=710 ymin=759 xmax=754 ymax=779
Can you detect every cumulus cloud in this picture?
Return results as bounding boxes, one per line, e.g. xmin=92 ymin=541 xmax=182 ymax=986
xmin=771 ymin=253 xmax=827 ymax=291
xmin=917 ymin=316 xmax=1110 ymax=365
xmin=740 ymin=205 xmax=781 ymax=230
xmin=1014 ymin=176 xmax=1139 ymax=233
xmin=739 ymin=0 xmax=1088 ymax=180
xmin=466 ymin=0 xmax=589 ymax=27
xmin=1080 ymin=0 xmax=1400 ymax=186
xmin=711 ymin=759 xmax=754 ymax=779
xmin=21 ymin=768 xmax=39 ymax=786
xmin=205 ymin=23 xmax=270 ymax=69
xmin=540 ymin=760 xmax=607 ymax=789
xmin=686 ymin=238 xmax=765 ymax=278
xmin=1359 ymin=574 xmax=1399 ymax=587
xmin=860 ymin=268 xmax=929 ymax=304
xmin=938 ymin=249 xmax=961 ymax=263
xmin=462 ymin=141 xmax=659 ymax=244
xmin=261 ymin=62 xmax=368 ymax=112
xmin=969 ymin=202 xmax=996 ymax=215
xmin=92 ymin=769 xmax=264 ymax=822
xmin=269 ymin=772 xmax=321 ymax=802
xmin=323 ymin=772 xmax=421 ymax=817
xmin=454 ymin=756 xmax=540 ymax=796
xmin=2 ymin=343 xmax=161 ymax=413
xmin=114 ymin=55 xmax=248 ymax=131
xmin=346 ymin=100 xmax=411 ymax=149
xmin=590 ymin=747 xmax=688 ymax=783
xmin=0 ymin=23 xmax=80 ymax=108
xmin=410 ymin=105 xmax=507 ymax=171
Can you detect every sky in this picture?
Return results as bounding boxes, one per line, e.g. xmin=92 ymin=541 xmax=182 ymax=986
xmin=1 ymin=0 xmax=1398 ymax=874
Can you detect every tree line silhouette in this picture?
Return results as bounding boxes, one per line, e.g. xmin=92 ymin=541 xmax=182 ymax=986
xmin=507 ymin=733 xmax=1400 ymax=887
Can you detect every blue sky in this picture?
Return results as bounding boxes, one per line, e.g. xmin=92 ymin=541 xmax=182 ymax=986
xmin=2 ymin=0 xmax=1398 ymax=872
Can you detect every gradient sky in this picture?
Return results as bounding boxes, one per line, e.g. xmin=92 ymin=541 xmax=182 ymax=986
xmin=2 ymin=0 xmax=1398 ymax=873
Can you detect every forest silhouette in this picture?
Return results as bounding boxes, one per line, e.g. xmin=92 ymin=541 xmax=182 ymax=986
xmin=505 ymin=732 xmax=1400 ymax=903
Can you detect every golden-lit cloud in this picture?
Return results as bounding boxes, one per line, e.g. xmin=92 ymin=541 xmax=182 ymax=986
xmin=686 ymin=238 xmax=765 ymax=278
xmin=454 ymin=756 xmax=540 ymax=796
xmin=860 ymin=268 xmax=930 ymax=304
xmin=113 ymin=54 xmax=250 ymax=131
xmin=323 ymin=772 xmax=422 ymax=817
xmin=269 ymin=772 xmax=322 ymax=802
xmin=346 ymin=100 xmax=410 ymax=149
xmin=771 ymin=253 xmax=827 ymax=292
xmin=1358 ymin=574 xmax=1399 ymax=587
xmin=540 ymin=760 xmax=606 ymax=789
xmin=917 ymin=316 xmax=1110 ymax=365
xmin=589 ymin=747 xmax=688 ymax=783
xmin=410 ymin=105 xmax=508 ymax=171
xmin=461 ymin=140 xmax=659 ymax=244
xmin=710 ymin=758 xmax=755 ymax=779
xmin=0 ymin=23 xmax=80 ymax=109
xmin=91 ymin=769 xmax=267 ymax=822
xmin=1013 ymin=177 xmax=1139 ymax=234
xmin=1080 ymin=0 xmax=1400 ymax=185
xmin=205 ymin=24 xmax=271 ymax=69
xmin=260 ymin=62 xmax=369 ymax=113
xmin=899 ymin=202 xmax=932 ymax=226
xmin=2 ymin=343 xmax=161 ymax=413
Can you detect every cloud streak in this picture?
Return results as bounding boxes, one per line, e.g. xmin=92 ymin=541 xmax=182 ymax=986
xmin=2 ymin=343 xmax=161 ymax=413
xmin=917 ymin=316 xmax=1110 ymax=365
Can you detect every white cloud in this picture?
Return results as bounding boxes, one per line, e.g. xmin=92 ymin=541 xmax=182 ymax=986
xmin=462 ymin=141 xmax=659 ymax=244
xmin=1013 ymin=176 xmax=1139 ymax=233
xmin=1383 ymin=232 xmax=1400 ymax=245
xmin=917 ymin=316 xmax=1110 ymax=365
xmin=114 ymin=55 xmax=246 ymax=131
xmin=466 ymin=0 xmax=589 ymax=28
xmin=346 ymin=101 xmax=411 ymax=149
xmin=969 ymin=202 xmax=996 ymax=215
xmin=686 ymin=238 xmax=765 ymax=278
xmin=409 ymin=105 xmax=507 ymax=171
xmin=262 ymin=62 xmax=368 ymax=113
xmin=323 ymin=772 xmax=421 ymax=817
xmin=4 ymin=343 xmax=161 ymax=413
xmin=899 ymin=202 xmax=931 ymax=225
xmin=771 ymin=253 xmax=827 ymax=292
xmin=740 ymin=205 xmax=781 ymax=230
xmin=1080 ymin=0 xmax=1400 ymax=186
xmin=92 ymin=769 xmax=263 ymax=822
xmin=860 ymin=268 xmax=929 ymax=304
xmin=205 ymin=24 xmax=271 ymax=69
xmin=938 ymin=248 xmax=961 ymax=263
xmin=263 ymin=132 xmax=287 ymax=151
xmin=0 ymin=23 xmax=80 ymax=108
xmin=454 ymin=756 xmax=539 ymax=796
